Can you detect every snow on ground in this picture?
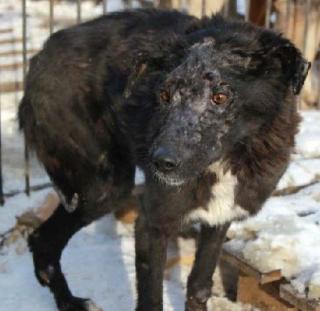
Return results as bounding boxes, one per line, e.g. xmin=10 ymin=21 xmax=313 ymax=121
xmin=226 ymin=111 xmax=320 ymax=300
xmin=0 ymin=189 xmax=257 ymax=311
xmin=226 ymin=182 xmax=320 ymax=299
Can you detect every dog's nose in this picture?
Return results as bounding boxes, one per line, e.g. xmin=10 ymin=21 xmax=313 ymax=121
xmin=152 ymin=147 xmax=180 ymax=173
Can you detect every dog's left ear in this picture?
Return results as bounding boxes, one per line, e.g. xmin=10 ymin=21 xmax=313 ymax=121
xmin=271 ymin=43 xmax=311 ymax=95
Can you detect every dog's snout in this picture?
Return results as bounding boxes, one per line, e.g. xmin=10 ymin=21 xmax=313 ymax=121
xmin=152 ymin=147 xmax=180 ymax=173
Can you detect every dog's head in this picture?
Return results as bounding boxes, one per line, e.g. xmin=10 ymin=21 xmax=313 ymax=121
xmin=149 ymin=22 xmax=310 ymax=186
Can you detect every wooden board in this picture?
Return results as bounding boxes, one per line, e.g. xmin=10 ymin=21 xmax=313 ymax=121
xmin=221 ymin=246 xmax=282 ymax=284
xmin=0 ymin=49 xmax=39 ymax=57
xmin=0 ymin=28 xmax=13 ymax=34
xmin=0 ymin=62 xmax=23 ymax=70
xmin=0 ymin=81 xmax=23 ymax=93
xmin=238 ymin=275 xmax=298 ymax=311
xmin=280 ymin=284 xmax=320 ymax=311
xmin=0 ymin=38 xmax=23 ymax=45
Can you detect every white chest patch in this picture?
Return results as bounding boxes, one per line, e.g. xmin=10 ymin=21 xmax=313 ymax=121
xmin=185 ymin=162 xmax=249 ymax=226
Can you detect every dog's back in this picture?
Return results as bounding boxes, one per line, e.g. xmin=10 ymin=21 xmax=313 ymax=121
xmin=18 ymin=9 xmax=195 ymax=205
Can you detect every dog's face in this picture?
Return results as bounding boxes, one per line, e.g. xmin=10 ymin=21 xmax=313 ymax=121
xmin=149 ymin=36 xmax=309 ymax=186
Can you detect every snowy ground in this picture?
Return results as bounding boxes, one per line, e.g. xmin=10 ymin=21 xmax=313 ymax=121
xmin=0 ymin=189 xmax=259 ymax=311
xmin=1 ymin=1 xmax=320 ymax=310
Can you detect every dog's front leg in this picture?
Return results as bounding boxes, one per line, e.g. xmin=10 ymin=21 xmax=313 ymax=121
xmin=135 ymin=215 xmax=167 ymax=311
xmin=186 ymin=223 xmax=230 ymax=311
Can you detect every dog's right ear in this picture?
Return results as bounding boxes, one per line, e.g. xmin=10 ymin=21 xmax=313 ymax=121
xmin=262 ymin=39 xmax=311 ymax=95
xmin=274 ymin=43 xmax=310 ymax=95
xmin=291 ymin=54 xmax=311 ymax=95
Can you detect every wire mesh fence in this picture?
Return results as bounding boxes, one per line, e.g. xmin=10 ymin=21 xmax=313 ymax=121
xmin=0 ymin=0 xmax=319 ymax=204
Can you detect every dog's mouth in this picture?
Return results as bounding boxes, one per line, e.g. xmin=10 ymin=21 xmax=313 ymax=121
xmin=152 ymin=170 xmax=186 ymax=187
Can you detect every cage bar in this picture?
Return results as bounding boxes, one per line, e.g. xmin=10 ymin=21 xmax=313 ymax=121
xmin=223 ymin=0 xmax=229 ymax=18
xmin=49 ymin=0 xmax=54 ymax=35
xmin=22 ymin=0 xmax=30 ymax=196
xmin=201 ymin=0 xmax=206 ymax=17
xmin=265 ymin=0 xmax=272 ymax=28
xmin=285 ymin=0 xmax=292 ymax=37
xmin=103 ymin=0 xmax=108 ymax=14
xmin=77 ymin=0 xmax=82 ymax=24
xmin=245 ymin=0 xmax=251 ymax=22
xmin=303 ymin=0 xmax=311 ymax=55
xmin=0 ymin=94 xmax=3 ymax=205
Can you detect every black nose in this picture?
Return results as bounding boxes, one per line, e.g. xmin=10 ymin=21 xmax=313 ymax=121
xmin=152 ymin=147 xmax=180 ymax=173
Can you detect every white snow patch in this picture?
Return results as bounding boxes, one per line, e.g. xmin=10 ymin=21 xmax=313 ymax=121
xmin=227 ymin=182 xmax=320 ymax=298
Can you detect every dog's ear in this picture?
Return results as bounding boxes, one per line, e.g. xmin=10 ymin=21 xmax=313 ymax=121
xmin=266 ymin=42 xmax=311 ymax=95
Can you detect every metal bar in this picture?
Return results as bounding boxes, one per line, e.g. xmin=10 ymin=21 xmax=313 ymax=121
xmin=77 ymin=0 xmax=82 ymax=24
xmin=245 ymin=0 xmax=251 ymax=22
xmin=103 ymin=0 xmax=108 ymax=14
xmin=265 ymin=0 xmax=272 ymax=28
xmin=223 ymin=0 xmax=229 ymax=18
xmin=286 ymin=0 xmax=292 ymax=37
xmin=316 ymin=17 xmax=320 ymax=109
xmin=201 ymin=0 xmax=206 ymax=17
xmin=22 ymin=0 xmax=30 ymax=196
xmin=49 ymin=0 xmax=54 ymax=35
xmin=0 ymin=92 xmax=3 ymax=205
xmin=303 ymin=0 xmax=311 ymax=55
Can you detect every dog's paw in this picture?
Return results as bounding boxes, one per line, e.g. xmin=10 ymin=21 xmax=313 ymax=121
xmin=84 ymin=299 xmax=104 ymax=311
xmin=59 ymin=297 xmax=103 ymax=311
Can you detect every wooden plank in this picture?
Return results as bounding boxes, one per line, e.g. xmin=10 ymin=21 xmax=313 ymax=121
xmin=0 ymin=38 xmax=23 ymax=45
xmin=238 ymin=275 xmax=298 ymax=311
xmin=221 ymin=247 xmax=282 ymax=284
xmin=0 ymin=81 xmax=23 ymax=93
xmin=0 ymin=62 xmax=23 ymax=70
xmin=0 ymin=28 xmax=13 ymax=34
xmin=0 ymin=49 xmax=38 ymax=57
xmin=280 ymin=284 xmax=320 ymax=311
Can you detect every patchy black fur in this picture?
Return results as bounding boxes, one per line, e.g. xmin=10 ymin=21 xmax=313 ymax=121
xmin=19 ymin=9 xmax=309 ymax=311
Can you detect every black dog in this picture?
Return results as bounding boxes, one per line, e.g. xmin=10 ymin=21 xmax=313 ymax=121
xmin=18 ymin=9 xmax=309 ymax=311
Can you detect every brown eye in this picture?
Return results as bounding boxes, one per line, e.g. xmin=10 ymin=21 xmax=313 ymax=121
xmin=160 ymin=90 xmax=170 ymax=103
xmin=211 ymin=93 xmax=228 ymax=105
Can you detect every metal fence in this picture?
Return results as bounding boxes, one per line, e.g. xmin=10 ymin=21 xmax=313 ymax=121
xmin=0 ymin=0 xmax=319 ymax=204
